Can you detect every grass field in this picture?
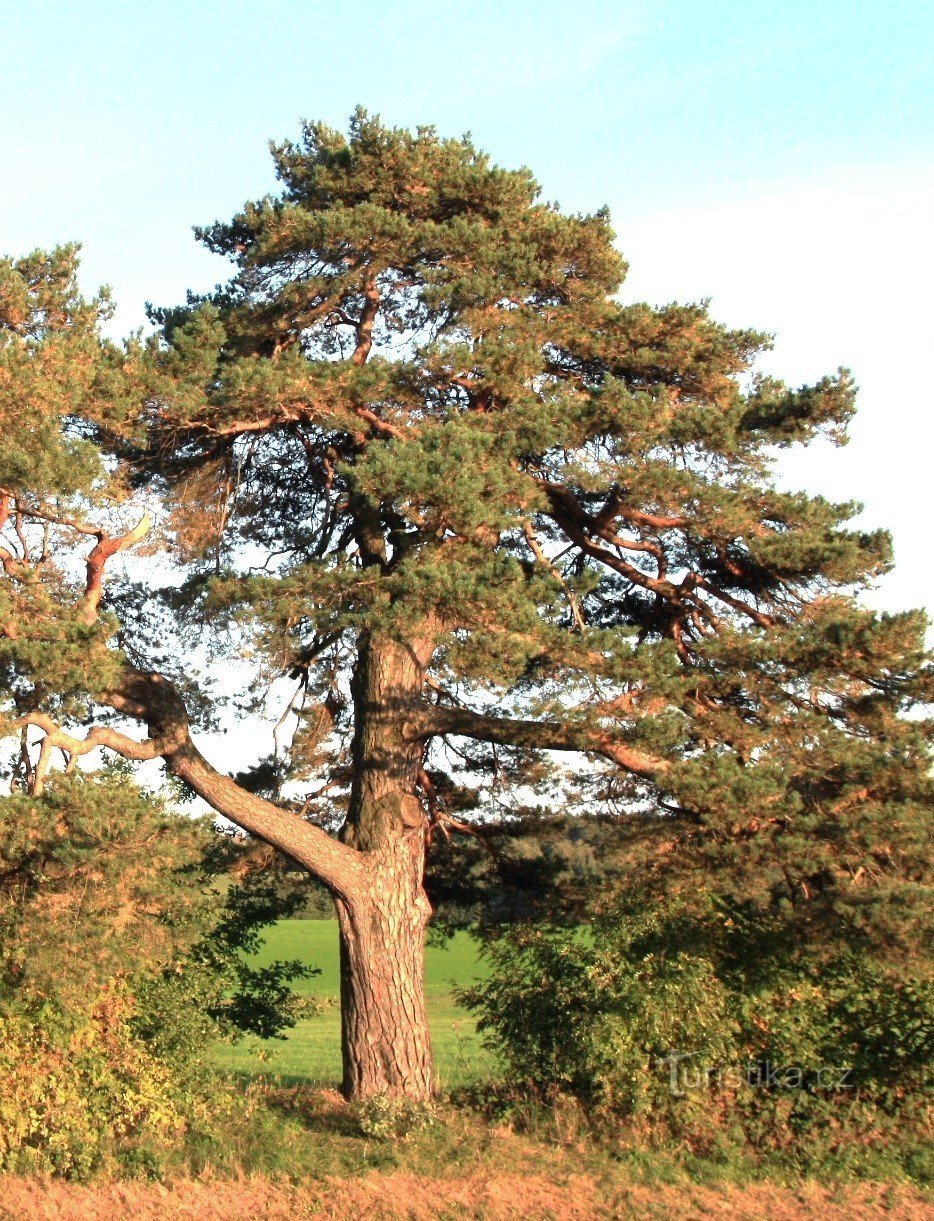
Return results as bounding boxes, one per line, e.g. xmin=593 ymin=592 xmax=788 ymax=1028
xmin=212 ymin=919 xmax=498 ymax=1088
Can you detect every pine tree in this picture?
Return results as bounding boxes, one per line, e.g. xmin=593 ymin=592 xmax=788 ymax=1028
xmin=1 ymin=112 xmax=930 ymax=1100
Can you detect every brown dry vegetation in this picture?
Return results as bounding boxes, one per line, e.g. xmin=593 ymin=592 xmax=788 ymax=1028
xmin=0 ymin=1089 xmax=930 ymax=1221
xmin=0 ymin=1171 xmax=929 ymax=1220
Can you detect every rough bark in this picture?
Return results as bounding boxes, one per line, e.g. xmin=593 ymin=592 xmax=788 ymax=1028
xmin=337 ymin=630 xmax=435 ymax=1099
xmin=344 ymin=632 xmax=431 ymax=850
xmin=104 ymin=640 xmax=438 ymax=1100
xmin=336 ymin=839 xmax=433 ymax=1099
xmin=99 ymin=650 xmax=435 ymax=1099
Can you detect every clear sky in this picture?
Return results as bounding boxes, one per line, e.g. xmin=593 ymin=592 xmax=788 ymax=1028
xmin=2 ymin=0 xmax=932 ymax=613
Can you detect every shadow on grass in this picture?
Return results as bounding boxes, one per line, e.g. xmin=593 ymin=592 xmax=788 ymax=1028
xmin=260 ymin=1084 xmax=364 ymax=1139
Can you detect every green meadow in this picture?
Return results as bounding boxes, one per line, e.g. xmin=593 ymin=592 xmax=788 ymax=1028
xmin=212 ymin=919 xmax=498 ymax=1088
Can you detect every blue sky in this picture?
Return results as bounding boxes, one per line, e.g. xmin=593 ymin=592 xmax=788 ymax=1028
xmin=1 ymin=0 xmax=932 ymax=611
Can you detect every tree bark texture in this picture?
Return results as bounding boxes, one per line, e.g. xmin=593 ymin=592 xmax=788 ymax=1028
xmin=336 ymin=840 xmax=433 ymax=1099
xmin=336 ymin=630 xmax=435 ymax=1099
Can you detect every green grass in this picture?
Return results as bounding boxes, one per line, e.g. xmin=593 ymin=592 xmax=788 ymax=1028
xmin=212 ymin=919 xmax=497 ymax=1089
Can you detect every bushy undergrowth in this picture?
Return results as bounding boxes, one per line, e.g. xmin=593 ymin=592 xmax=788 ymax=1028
xmin=461 ymin=899 xmax=933 ymax=1181
xmin=0 ymin=770 xmax=311 ymax=1178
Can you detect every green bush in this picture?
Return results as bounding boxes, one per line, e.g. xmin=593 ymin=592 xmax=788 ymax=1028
xmin=462 ymin=900 xmax=933 ymax=1177
xmin=460 ymin=915 xmax=735 ymax=1118
xmin=0 ymin=998 xmax=189 ymax=1178
xmin=0 ymin=770 xmax=311 ymax=1178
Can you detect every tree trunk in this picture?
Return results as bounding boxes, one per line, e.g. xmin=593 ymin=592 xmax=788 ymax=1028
xmin=336 ymin=840 xmax=433 ymax=1099
xmin=337 ymin=630 xmax=435 ymax=1100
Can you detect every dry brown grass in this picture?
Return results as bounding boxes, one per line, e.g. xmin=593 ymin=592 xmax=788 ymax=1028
xmin=0 ymin=1172 xmax=929 ymax=1220
xmin=0 ymin=1088 xmax=928 ymax=1219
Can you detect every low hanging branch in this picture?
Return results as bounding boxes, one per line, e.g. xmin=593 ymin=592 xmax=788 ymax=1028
xmin=15 ymin=712 xmax=179 ymax=797
xmin=21 ymin=512 xmax=370 ymax=900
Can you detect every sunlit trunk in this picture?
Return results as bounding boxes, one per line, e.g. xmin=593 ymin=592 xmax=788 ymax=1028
xmin=337 ymin=630 xmax=434 ymax=1100
xmin=336 ymin=839 xmax=433 ymax=1099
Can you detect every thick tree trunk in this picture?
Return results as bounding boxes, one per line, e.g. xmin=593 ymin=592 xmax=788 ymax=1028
xmin=336 ymin=840 xmax=433 ymax=1099
xmin=337 ymin=630 xmax=435 ymax=1100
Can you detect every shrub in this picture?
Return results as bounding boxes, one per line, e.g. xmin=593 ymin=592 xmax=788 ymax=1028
xmin=461 ymin=899 xmax=934 ymax=1177
xmin=460 ymin=916 xmax=735 ymax=1118
xmin=0 ymin=770 xmax=311 ymax=1177
xmin=0 ymin=997 xmax=188 ymax=1177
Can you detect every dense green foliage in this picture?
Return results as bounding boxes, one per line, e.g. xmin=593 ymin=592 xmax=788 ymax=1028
xmin=463 ymin=891 xmax=934 ymax=1179
xmin=0 ymin=769 xmax=309 ymax=1176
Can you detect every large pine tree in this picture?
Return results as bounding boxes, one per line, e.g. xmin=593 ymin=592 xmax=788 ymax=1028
xmin=2 ymin=112 xmax=930 ymax=1099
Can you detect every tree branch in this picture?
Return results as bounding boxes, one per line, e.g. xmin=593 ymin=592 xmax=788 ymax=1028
xmin=542 ymin=484 xmax=774 ymax=629
xmin=80 ymin=514 xmax=153 ymax=624
xmin=545 ymin=492 xmax=677 ymax=600
xmin=412 ymin=702 xmax=669 ymax=780
xmin=0 ymin=494 xmax=101 ymax=538
xmin=351 ymin=276 xmax=380 ymax=366
xmin=16 ymin=712 xmax=177 ymax=795
xmin=523 ymin=520 xmax=586 ymax=630
xmin=102 ymin=668 xmax=367 ymax=900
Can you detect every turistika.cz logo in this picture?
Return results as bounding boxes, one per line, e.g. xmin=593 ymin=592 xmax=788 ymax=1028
xmin=661 ymin=1051 xmax=854 ymax=1097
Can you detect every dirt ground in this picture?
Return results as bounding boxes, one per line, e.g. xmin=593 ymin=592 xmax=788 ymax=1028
xmin=0 ymin=1172 xmax=929 ymax=1220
